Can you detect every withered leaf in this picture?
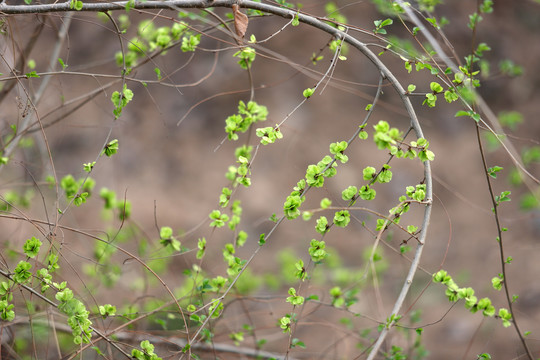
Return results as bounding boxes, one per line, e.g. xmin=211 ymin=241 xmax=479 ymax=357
xmin=232 ymin=4 xmax=249 ymax=39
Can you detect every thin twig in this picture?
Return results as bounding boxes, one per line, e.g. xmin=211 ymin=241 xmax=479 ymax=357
xmin=475 ymin=124 xmax=533 ymax=360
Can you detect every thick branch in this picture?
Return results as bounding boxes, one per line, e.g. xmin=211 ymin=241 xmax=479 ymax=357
xmin=0 ymin=0 xmax=219 ymax=14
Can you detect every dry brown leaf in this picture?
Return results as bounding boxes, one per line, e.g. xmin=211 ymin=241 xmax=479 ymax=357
xmin=232 ymin=4 xmax=249 ymax=38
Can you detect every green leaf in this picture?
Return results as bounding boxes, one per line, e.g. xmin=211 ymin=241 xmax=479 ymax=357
xmin=407 ymin=184 xmax=427 ymax=201
xmin=320 ymin=198 xmax=331 ymax=209
xmin=329 ymin=141 xmax=348 ymax=163
xmin=292 ymin=13 xmax=299 ymax=26
xmin=233 ymin=46 xmax=256 ymax=69
xmin=160 ymin=226 xmax=173 ymax=239
xmin=325 ymin=2 xmax=347 ymax=28
xmin=315 ymin=216 xmax=329 ymax=234
xmin=480 ymin=0 xmax=493 ymax=13
xmin=58 ymin=58 xmax=68 ymax=70
xmin=444 ymin=89 xmax=459 ymax=103
xmin=181 ymin=34 xmax=201 ymax=52
xmin=426 ymin=17 xmax=440 ymax=29
xmin=498 ymin=308 xmax=512 ymax=327
xmin=341 ymin=186 xmax=358 ymax=201
xmin=498 ymin=111 xmax=523 ymax=130
xmin=209 ymin=210 xmax=229 ymax=227
xmin=468 ymin=12 xmax=483 ymax=30
xmin=283 ymin=194 xmax=304 ymax=219
xmin=83 ymin=162 xmax=95 ymax=173
xmin=279 ymin=315 xmax=291 ymax=332
xmin=333 ymin=210 xmax=350 ymax=227
xmin=286 ymin=287 xmax=305 ymax=305
xmin=310 ymin=52 xmax=324 ymax=65
xmin=99 ymin=304 xmax=117 ymax=318
xmin=373 ymin=18 xmax=393 ymax=34
xmin=363 ymin=166 xmax=376 ymax=181
xmin=0 ymin=300 xmax=15 ymax=321
xmin=520 ymin=193 xmax=540 ymax=210
xmin=13 ymin=261 xmax=32 ymax=284
xmin=475 ymin=42 xmax=491 ymax=56
xmin=102 ymin=139 xmax=119 ymax=157
xmin=308 ymin=239 xmax=327 ymax=262
xmin=373 ymin=120 xmax=402 ymax=149
xmin=419 ymin=149 xmax=435 ymax=162
xmin=154 ymin=67 xmax=162 ymax=80
xmin=256 ymin=126 xmax=283 ymax=145
xmin=302 ymin=211 xmax=313 ymax=221
xmin=405 ymin=61 xmax=412 ymax=73
xmin=495 ymin=190 xmax=511 ymax=205
xmin=196 ymin=238 xmax=206 ymax=259
xmin=125 ymin=0 xmax=134 ymax=11
xmin=225 ymin=101 xmax=268 ymax=141
xmin=359 ymin=185 xmax=376 ymax=200
xmin=73 ymin=192 xmax=88 ymax=206
xmin=330 ymin=286 xmax=344 ymax=307
xmin=423 ymin=92 xmax=437 ymax=107
xmin=358 ymin=130 xmax=368 ymax=140
xmin=377 ymin=168 xmax=392 ymax=183
xmin=23 ymin=237 xmax=42 ymax=258
xmin=433 ymin=270 xmax=449 ymax=283
xmin=487 ymin=166 xmax=503 ymax=179
xmin=303 ymin=88 xmax=315 ymax=98
xmin=380 ymin=18 xmax=393 ymax=27
xmin=455 ymin=110 xmax=481 ymax=122
xmin=291 ymin=338 xmax=305 ymax=348
xmin=69 ymin=0 xmax=83 ymax=11
xmin=25 ymin=71 xmax=40 ymax=78
xmin=294 ymin=259 xmax=307 ymax=280
xmin=111 ymin=85 xmax=134 ymax=119
xmin=407 ymin=225 xmax=418 ymax=234
xmin=305 ymin=164 xmax=324 ymax=187
xmin=523 ymin=146 xmax=540 ymax=165
xmin=491 ymin=275 xmax=503 ymax=290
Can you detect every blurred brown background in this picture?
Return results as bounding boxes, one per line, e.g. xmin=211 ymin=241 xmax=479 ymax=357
xmin=1 ymin=0 xmax=540 ymax=358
